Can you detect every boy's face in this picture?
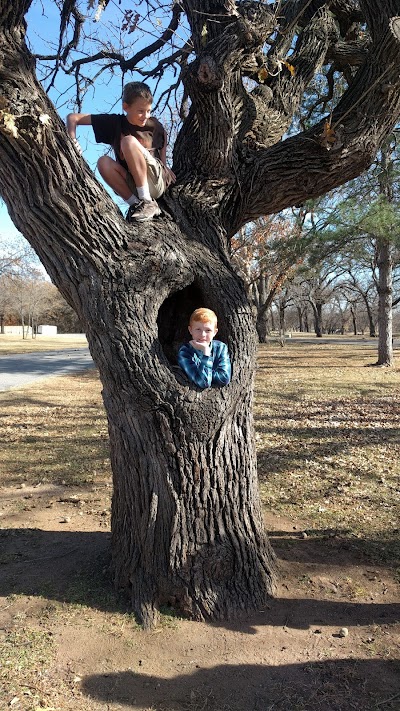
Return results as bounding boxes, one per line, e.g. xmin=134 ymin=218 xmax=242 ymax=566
xmin=123 ymin=97 xmax=152 ymax=126
xmin=189 ymin=320 xmax=218 ymax=345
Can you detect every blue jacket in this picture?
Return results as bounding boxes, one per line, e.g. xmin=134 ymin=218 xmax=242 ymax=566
xmin=177 ymin=340 xmax=231 ymax=389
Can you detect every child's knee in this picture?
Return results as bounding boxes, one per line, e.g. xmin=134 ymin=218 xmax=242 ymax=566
xmin=97 ymin=155 xmax=110 ymax=173
xmin=121 ymin=134 xmax=140 ymax=153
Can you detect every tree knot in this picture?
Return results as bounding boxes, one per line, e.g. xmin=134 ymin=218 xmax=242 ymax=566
xmin=197 ymin=57 xmax=221 ymax=88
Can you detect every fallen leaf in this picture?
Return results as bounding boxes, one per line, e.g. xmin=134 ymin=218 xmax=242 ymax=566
xmin=283 ymin=60 xmax=296 ymax=77
xmin=257 ymin=67 xmax=268 ymax=83
xmin=319 ymin=119 xmax=336 ymax=150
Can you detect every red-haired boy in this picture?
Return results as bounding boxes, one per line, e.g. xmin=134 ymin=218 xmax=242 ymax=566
xmin=178 ymin=308 xmax=231 ymax=389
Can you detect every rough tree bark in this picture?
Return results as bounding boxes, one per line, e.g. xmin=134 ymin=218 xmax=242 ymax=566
xmin=376 ymin=239 xmax=393 ymax=365
xmin=310 ymin=300 xmax=324 ymax=337
xmin=1 ymin=0 xmax=400 ymax=626
xmin=374 ymin=142 xmax=396 ymax=366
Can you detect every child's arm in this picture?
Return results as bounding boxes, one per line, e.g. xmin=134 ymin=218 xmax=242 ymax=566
xmin=211 ymin=342 xmax=231 ymax=386
xmin=66 ymin=113 xmax=92 ymax=153
xmin=177 ymin=344 xmax=213 ymax=389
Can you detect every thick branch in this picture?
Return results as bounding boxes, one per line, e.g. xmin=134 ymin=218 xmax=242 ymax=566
xmin=175 ymin=2 xmax=276 ymax=177
xmin=244 ymin=6 xmax=339 ymax=147
xmin=0 ymin=0 xmax=32 ymax=29
xmin=223 ymin=0 xmax=400 ymax=232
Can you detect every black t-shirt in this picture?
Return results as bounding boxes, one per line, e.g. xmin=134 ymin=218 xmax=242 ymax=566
xmin=91 ymin=113 xmax=165 ymax=168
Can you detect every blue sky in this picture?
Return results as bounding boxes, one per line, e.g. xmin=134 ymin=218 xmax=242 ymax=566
xmin=0 ymin=0 xmax=179 ymax=243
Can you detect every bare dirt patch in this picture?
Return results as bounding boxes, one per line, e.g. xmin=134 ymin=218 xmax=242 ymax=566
xmin=0 ymin=342 xmax=399 ymax=711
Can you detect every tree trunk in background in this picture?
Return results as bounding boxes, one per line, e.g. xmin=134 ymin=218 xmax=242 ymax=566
xmin=375 ymin=140 xmax=395 ymax=366
xmin=365 ymin=299 xmax=377 ymax=338
xmin=311 ymin=302 xmax=323 ymax=337
xmin=279 ymin=302 xmax=285 ymax=335
xmin=350 ymin=305 xmax=357 ymax=336
xmin=376 ymin=239 xmax=393 ymax=366
xmin=256 ymin=311 xmax=268 ymax=343
xmin=296 ymin=306 xmax=303 ymax=332
xmin=252 ymin=277 xmax=269 ymax=343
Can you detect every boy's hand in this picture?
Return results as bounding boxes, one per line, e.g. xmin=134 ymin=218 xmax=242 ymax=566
xmin=190 ymin=340 xmax=211 ymax=356
xmin=71 ymin=137 xmax=83 ymax=154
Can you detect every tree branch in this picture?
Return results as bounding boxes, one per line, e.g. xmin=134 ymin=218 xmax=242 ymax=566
xmin=110 ymin=2 xmax=183 ymax=73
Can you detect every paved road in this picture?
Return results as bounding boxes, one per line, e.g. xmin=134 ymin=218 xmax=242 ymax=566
xmin=0 ymin=348 xmax=95 ymax=392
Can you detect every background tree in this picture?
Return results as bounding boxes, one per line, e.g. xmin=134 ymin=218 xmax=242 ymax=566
xmin=1 ymin=1 xmax=400 ymax=627
xmin=307 ymin=142 xmax=400 ymax=359
xmin=0 ymin=233 xmax=40 ymax=332
xmin=232 ymin=211 xmax=307 ymax=341
xmin=6 ymin=268 xmax=53 ymax=337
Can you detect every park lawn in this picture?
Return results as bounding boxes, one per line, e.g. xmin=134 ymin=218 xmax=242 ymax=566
xmin=0 ymin=339 xmax=399 ymax=711
xmin=255 ymin=340 xmax=400 ymax=566
xmin=0 ymin=333 xmax=88 ymax=354
xmin=1 ymin=338 xmax=399 ymax=562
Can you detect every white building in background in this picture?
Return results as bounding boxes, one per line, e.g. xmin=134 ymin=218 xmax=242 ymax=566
xmin=37 ymin=325 xmax=57 ymax=336
xmin=3 ymin=324 xmax=57 ymax=335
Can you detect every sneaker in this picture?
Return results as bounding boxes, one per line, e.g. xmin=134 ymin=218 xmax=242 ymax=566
xmin=129 ymin=199 xmax=161 ymax=222
xmin=125 ymin=204 xmax=139 ymax=223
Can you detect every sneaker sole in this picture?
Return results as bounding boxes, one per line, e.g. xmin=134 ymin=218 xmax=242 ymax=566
xmin=131 ymin=211 xmax=161 ymax=222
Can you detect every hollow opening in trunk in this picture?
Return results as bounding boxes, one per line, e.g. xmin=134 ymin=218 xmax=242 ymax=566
xmin=157 ymin=281 xmax=205 ymax=363
xmin=158 ymin=282 xmax=231 ymax=364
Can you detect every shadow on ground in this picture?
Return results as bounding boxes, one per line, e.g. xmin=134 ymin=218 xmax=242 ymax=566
xmin=0 ymin=528 xmax=399 ymax=633
xmin=81 ymin=659 xmax=400 ymax=711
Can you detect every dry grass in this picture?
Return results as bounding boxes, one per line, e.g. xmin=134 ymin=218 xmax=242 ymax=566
xmin=255 ymin=340 xmax=400 ymax=566
xmin=0 ymin=333 xmax=88 ymax=354
xmin=0 ymin=370 xmax=110 ymax=488
xmin=1 ymin=337 xmax=399 ymax=562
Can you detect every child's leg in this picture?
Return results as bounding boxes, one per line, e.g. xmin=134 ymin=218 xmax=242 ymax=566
xmin=120 ymin=135 xmax=165 ymax=221
xmin=97 ymin=156 xmax=138 ymax=205
xmin=120 ymin=135 xmax=153 ymax=202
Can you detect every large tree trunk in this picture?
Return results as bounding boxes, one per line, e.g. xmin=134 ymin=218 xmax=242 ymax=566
xmin=376 ymin=239 xmax=393 ymax=366
xmin=107 ymin=374 xmax=275 ymax=625
xmin=88 ymin=254 xmax=278 ymax=626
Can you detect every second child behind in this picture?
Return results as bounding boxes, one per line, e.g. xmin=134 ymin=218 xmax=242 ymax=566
xmin=66 ymin=81 xmax=175 ymax=222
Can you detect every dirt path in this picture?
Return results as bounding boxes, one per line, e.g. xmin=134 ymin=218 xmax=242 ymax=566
xmin=1 ymin=481 xmax=399 ymax=711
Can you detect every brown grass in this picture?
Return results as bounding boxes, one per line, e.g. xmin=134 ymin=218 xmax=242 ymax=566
xmin=255 ymin=340 xmax=400 ymax=566
xmin=0 ymin=370 xmax=110 ymax=488
xmin=0 ymin=333 xmax=88 ymax=354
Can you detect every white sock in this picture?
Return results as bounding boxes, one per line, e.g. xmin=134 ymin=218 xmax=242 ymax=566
xmin=137 ymin=184 xmax=152 ymax=202
xmin=126 ymin=194 xmax=140 ymax=206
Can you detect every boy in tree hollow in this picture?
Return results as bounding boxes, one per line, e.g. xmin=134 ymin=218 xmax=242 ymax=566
xmin=66 ymin=81 xmax=175 ymax=222
xmin=178 ymin=308 xmax=231 ymax=389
